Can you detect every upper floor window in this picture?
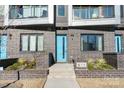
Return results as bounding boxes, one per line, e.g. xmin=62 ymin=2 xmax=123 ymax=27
xmin=9 ymin=5 xmax=48 ymax=19
xmin=57 ymin=5 xmax=65 ymax=16
xmin=73 ymin=5 xmax=114 ymax=20
xmin=103 ymin=5 xmax=114 ymax=18
xmin=0 ymin=6 xmax=4 ymax=16
xmin=120 ymin=5 xmax=124 ymax=18
xmin=81 ymin=34 xmax=103 ymax=51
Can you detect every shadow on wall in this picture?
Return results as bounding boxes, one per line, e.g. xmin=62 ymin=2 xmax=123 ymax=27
xmin=49 ymin=53 xmax=55 ymax=67
xmin=0 ymin=58 xmax=18 ymax=69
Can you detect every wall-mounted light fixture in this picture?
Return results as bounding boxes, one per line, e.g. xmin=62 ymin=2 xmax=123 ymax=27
xmin=9 ymin=34 xmax=12 ymax=40
xmin=70 ymin=34 xmax=74 ymax=37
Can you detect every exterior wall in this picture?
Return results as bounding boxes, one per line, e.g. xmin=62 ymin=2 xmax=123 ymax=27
xmin=68 ymin=5 xmax=120 ymax=26
xmin=57 ymin=29 xmax=115 ymax=63
xmin=0 ymin=70 xmax=47 ymax=80
xmin=117 ymin=54 xmax=124 ymax=70
xmin=103 ymin=53 xmax=118 ymax=69
xmin=68 ymin=29 xmax=115 ymax=62
xmin=0 ymin=5 xmax=4 ymax=26
xmin=56 ymin=5 xmax=68 ymax=27
xmin=0 ymin=16 xmax=3 ymax=26
xmin=4 ymin=5 xmax=54 ymax=26
xmin=0 ymin=29 xmax=55 ymax=69
xmin=75 ymin=70 xmax=124 ymax=78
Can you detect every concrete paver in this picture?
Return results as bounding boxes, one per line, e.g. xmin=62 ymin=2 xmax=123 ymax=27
xmin=44 ymin=63 xmax=80 ymax=88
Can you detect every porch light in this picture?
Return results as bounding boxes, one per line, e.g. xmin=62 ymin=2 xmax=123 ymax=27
xmin=9 ymin=34 xmax=12 ymax=40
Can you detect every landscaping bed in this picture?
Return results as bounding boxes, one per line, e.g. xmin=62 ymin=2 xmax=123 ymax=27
xmin=0 ymin=78 xmax=46 ymax=88
xmin=77 ymin=78 xmax=124 ymax=88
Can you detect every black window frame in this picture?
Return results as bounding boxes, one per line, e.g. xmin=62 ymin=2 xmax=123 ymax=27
xmin=80 ymin=34 xmax=104 ymax=51
xmin=102 ymin=5 xmax=115 ymax=18
xmin=9 ymin=5 xmax=48 ymax=19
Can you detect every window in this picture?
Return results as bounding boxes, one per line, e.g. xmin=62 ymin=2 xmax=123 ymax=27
xmin=90 ymin=7 xmax=99 ymax=18
xmin=21 ymin=34 xmax=43 ymax=52
xmin=0 ymin=6 xmax=4 ymax=16
xmin=57 ymin=5 xmax=65 ymax=16
xmin=121 ymin=5 xmax=124 ymax=18
xmin=21 ymin=35 xmax=28 ymax=51
xmin=9 ymin=5 xmax=48 ymax=19
xmin=29 ymin=35 xmax=36 ymax=51
xmin=38 ymin=36 xmax=43 ymax=51
xmin=103 ymin=5 xmax=114 ymax=18
xmin=73 ymin=6 xmax=99 ymax=19
xmin=73 ymin=5 xmax=114 ymax=20
xmin=81 ymin=34 xmax=103 ymax=51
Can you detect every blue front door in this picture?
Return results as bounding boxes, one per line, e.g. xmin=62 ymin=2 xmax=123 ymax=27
xmin=57 ymin=35 xmax=67 ymax=62
xmin=115 ymin=35 xmax=122 ymax=53
xmin=0 ymin=35 xmax=7 ymax=59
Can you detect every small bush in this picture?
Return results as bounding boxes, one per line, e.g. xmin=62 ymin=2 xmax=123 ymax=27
xmin=87 ymin=62 xmax=95 ymax=71
xmin=26 ymin=59 xmax=36 ymax=69
xmin=18 ymin=58 xmax=26 ymax=65
xmin=5 ymin=58 xmax=36 ymax=71
xmin=87 ymin=59 xmax=95 ymax=71
xmin=87 ymin=58 xmax=114 ymax=71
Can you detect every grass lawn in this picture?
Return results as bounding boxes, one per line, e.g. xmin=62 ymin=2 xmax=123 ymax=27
xmin=0 ymin=78 xmax=46 ymax=88
xmin=77 ymin=78 xmax=124 ymax=88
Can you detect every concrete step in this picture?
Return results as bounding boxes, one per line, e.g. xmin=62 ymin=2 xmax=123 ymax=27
xmin=47 ymin=75 xmax=76 ymax=79
xmin=48 ymin=73 xmax=75 ymax=76
xmin=49 ymin=70 xmax=75 ymax=73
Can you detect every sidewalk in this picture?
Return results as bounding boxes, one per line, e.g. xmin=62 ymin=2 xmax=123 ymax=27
xmin=44 ymin=63 xmax=80 ymax=88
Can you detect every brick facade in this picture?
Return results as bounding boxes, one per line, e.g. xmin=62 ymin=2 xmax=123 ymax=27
xmin=0 ymin=29 xmax=55 ymax=70
xmin=75 ymin=69 xmax=124 ymax=78
xmin=57 ymin=29 xmax=115 ymax=63
xmin=0 ymin=71 xmax=18 ymax=80
xmin=0 ymin=70 xmax=47 ymax=80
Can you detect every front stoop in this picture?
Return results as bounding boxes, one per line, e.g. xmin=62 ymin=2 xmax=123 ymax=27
xmin=44 ymin=63 xmax=80 ymax=88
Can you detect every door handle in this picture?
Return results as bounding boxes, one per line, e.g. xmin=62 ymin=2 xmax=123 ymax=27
xmin=63 ymin=37 xmax=65 ymax=59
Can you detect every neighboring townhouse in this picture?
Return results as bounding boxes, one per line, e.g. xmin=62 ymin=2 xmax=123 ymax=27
xmin=0 ymin=5 xmax=55 ymax=69
xmin=0 ymin=5 xmax=124 ymax=70
xmin=56 ymin=5 xmax=121 ymax=63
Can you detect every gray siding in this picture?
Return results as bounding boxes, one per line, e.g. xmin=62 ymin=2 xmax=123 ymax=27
xmin=0 ymin=5 xmax=4 ymax=27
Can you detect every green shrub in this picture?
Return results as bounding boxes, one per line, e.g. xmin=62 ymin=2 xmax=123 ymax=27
xmin=26 ymin=59 xmax=36 ymax=69
xmin=87 ymin=62 xmax=95 ymax=71
xmin=5 ymin=58 xmax=36 ymax=71
xmin=5 ymin=62 xmax=21 ymax=71
xmin=18 ymin=58 xmax=26 ymax=65
xmin=87 ymin=58 xmax=114 ymax=71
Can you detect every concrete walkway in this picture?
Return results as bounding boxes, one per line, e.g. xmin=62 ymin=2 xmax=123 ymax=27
xmin=44 ymin=63 xmax=80 ymax=88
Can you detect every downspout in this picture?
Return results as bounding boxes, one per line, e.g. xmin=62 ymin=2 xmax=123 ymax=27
xmin=54 ymin=5 xmax=57 ymax=63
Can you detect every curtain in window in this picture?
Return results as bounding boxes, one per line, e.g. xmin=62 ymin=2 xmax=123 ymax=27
xmin=90 ymin=7 xmax=99 ymax=18
xmin=34 ymin=6 xmax=40 ymax=17
xmin=23 ymin=6 xmax=32 ymax=17
xmin=30 ymin=35 xmax=36 ymax=51
xmin=97 ymin=36 xmax=102 ymax=51
xmin=21 ymin=35 xmax=28 ymax=51
xmin=38 ymin=35 xmax=43 ymax=51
